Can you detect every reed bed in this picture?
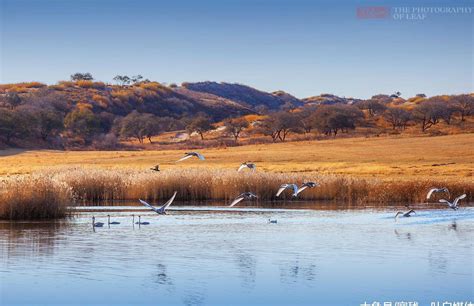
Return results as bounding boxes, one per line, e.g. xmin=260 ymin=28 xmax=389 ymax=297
xmin=40 ymin=167 xmax=474 ymax=205
xmin=0 ymin=175 xmax=74 ymax=220
xmin=1 ymin=168 xmax=472 ymax=219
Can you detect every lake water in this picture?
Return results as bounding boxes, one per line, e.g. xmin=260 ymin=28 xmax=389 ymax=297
xmin=1 ymin=206 xmax=473 ymax=306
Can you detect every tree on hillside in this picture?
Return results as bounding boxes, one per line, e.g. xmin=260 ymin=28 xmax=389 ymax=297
xmin=257 ymin=111 xmax=300 ymax=142
xmin=454 ymin=94 xmax=474 ymax=121
xmin=0 ymin=109 xmax=35 ymax=144
xmin=4 ymin=92 xmax=22 ymax=109
xmin=313 ymin=104 xmax=364 ymax=136
xmin=357 ymin=99 xmax=387 ymax=117
xmin=64 ymin=106 xmax=102 ymax=142
xmin=383 ymin=107 xmax=411 ymax=130
xmin=120 ymin=111 xmax=145 ymax=143
xmin=412 ymin=98 xmax=449 ymax=132
xmin=295 ymin=106 xmax=318 ymax=134
xmin=131 ymin=75 xmax=143 ymax=84
xmin=224 ymin=117 xmax=249 ymax=142
xmin=113 ymin=75 xmax=131 ymax=86
xmin=70 ymin=72 xmax=94 ymax=81
xmin=186 ymin=116 xmax=213 ymax=140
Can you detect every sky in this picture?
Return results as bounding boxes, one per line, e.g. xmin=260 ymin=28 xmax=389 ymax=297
xmin=0 ymin=0 xmax=473 ymax=99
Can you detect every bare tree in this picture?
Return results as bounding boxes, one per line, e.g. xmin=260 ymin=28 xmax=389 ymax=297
xmin=224 ymin=118 xmax=249 ymax=142
xmin=383 ymin=107 xmax=411 ymax=130
xmin=453 ymin=94 xmax=474 ymax=121
xmin=186 ymin=116 xmax=213 ymax=140
xmin=413 ymin=98 xmax=449 ymax=132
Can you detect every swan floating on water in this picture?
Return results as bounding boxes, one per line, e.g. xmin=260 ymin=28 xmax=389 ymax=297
xmin=135 ymin=215 xmax=150 ymax=225
xmin=176 ymin=152 xmax=205 ymax=162
xmin=238 ymin=162 xmax=256 ymax=172
xmin=229 ymin=192 xmax=258 ymax=207
xmin=139 ymin=191 xmax=178 ymax=214
xmin=107 ymin=215 xmax=120 ymax=225
xmin=439 ymin=194 xmax=466 ymax=210
xmin=92 ymin=216 xmax=104 ymax=227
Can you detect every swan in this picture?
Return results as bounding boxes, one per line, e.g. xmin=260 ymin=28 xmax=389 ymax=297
xmin=92 ymin=216 xmax=104 ymax=227
xmin=176 ymin=152 xmax=205 ymax=162
xmin=295 ymin=182 xmax=319 ymax=195
xmin=439 ymin=194 xmax=466 ymax=210
xmin=395 ymin=209 xmax=416 ymax=219
xmin=229 ymin=192 xmax=258 ymax=207
xmin=107 ymin=215 xmax=120 ymax=225
xmin=150 ymin=165 xmax=160 ymax=172
xmin=135 ymin=216 xmax=150 ymax=225
xmin=238 ymin=162 xmax=256 ymax=172
xmin=276 ymin=184 xmax=299 ymax=197
xmin=426 ymin=187 xmax=449 ymax=199
xmin=139 ymin=191 xmax=178 ymax=214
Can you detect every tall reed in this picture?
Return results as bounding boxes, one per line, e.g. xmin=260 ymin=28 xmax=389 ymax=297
xmin=0 ymin=175 xmax=74 ymax=220
xmin=38 ymin=167 xmax=474 ymax=205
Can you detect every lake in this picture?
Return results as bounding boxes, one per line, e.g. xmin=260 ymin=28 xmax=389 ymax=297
xmin=1 ymin=205 xmax=473 ymax=306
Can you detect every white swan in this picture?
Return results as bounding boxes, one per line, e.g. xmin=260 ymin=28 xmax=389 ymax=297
xmin=395 ymin=209 xmax=416 ymax=219
xmin=439 ymin=194 xmax=466 ymax=210
xmin=426 ymin=187 xmax=449 ymax=199
xmin=139 ymin=191 xmax=178 ymax=215
xmin=107 ymin=215 xmax=120 ymax=225
xmin=229 ymin=192 xmax=257 ymax=207
xmin=176 ymin=152 xmax=205 ymax=162
xmin=238 ymin=162 xmax=256 ymax=172
xmin=92 ymin=216 xmax=104 ymax=227
xmin=295 ymin=182 xmax=319 ymax=195
xmin=135 ymin=215 xmax=150 ymax=225
xmin=276 ymin=184 xmax=299 ymax=197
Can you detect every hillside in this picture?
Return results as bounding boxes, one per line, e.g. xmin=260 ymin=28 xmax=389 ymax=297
xmin=182 ymin=81 xmax=303 ymax=110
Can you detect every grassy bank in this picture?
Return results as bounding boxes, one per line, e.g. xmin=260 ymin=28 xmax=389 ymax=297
xmin=0 ymin=134 xmax=472 ymax=219
xmin=0 ymin=176 xmax=74 ymax=220
xmin=1 ymin=134 xmax=472 ymax=179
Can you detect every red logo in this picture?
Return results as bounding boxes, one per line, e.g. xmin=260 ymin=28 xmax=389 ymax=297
xmin=357 ymin=6 xmax=390 ymax=19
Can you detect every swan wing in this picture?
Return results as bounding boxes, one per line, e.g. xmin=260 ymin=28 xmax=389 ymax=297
xmin=453 ymin=194 xmax=466 ymax=206
xmin=296 ymin=185 xmax=308 ymax=195
xmin=276 ymin=185 xmax=288 ymax=197
xmin=160 ymin=191 xmax=178 ymax=211
xmin=196 ymin=152 xmax=205 ymax=160
xmin=139 ymin=199 xmax=159 ymax=212
xmin=176 ymin=154 xmax=193 ymax=162
xmin=426 ymin=188 xmax=437 ymax=199
xmin=229 ymin=196 xmax=244 ymax=207
xmin=438 ymin=199 xmax=450 ymax=206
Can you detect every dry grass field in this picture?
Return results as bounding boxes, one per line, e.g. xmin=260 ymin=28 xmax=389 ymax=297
xmin=1 ymin=134 xmax=473 ymax=218
xmin=1 ymin=134 xmax=473 ymax=179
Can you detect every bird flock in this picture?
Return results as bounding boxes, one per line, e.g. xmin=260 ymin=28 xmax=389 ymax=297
xmin=394 ymin=187 xmax=467 ymax=220
xmin=91 ymin=151 xmax=468 ymax=228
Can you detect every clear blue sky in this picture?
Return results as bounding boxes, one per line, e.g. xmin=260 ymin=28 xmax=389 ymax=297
xmin=1 ymin=0 xmax=472 ymax=98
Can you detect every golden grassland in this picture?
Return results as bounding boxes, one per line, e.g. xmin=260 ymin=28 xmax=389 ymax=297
xmin=0 ymin=134 xmax=473 ymax=219
xmin=1 ymin=133 xmax=473 ymax=179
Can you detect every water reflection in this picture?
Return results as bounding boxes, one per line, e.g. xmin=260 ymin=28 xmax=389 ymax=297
xmin=1 ymin=207 xmax=473 ymax=306
xmin=279 ymin=258 xmax=317 ymax=284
